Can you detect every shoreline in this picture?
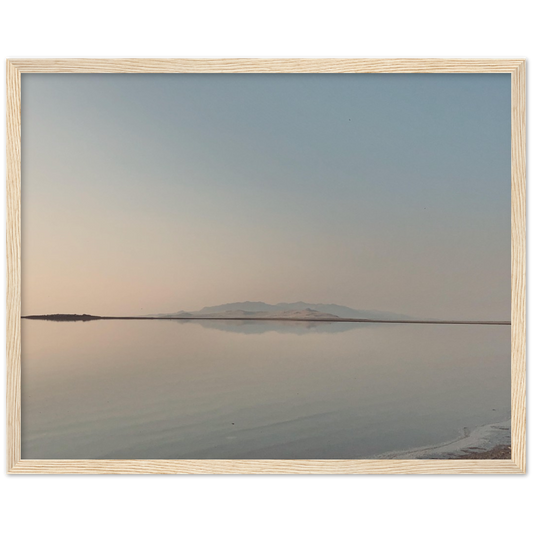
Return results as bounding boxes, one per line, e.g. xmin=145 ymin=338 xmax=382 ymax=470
xmin=21 ymin=315 xmax=511 ymax=326
xmin=374 ymin=418 xmax=511 ymax=459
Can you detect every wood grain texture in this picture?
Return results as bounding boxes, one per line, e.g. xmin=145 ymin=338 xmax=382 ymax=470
xmin=8 ymin=459 xmax=524 ymax=475
xmin=511 ymin=61 xmax=527 ymax=473
xmin=6 ymin=60 xmax=21 ymax=472
xmin=5 ymin=59 xmax=526 ymax=474
xmin=7 ymin=58 xmax=525 ymax=74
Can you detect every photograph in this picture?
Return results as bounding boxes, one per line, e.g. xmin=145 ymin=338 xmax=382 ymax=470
xmin=16 ymin=70 xmax=517 ymax=463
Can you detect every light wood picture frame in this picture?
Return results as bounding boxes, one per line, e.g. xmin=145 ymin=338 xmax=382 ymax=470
xmin=6 ymin=58 xmax=526 ymax=474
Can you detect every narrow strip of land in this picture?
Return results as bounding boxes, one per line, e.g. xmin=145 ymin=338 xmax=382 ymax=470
xmin=21 ymin=315 xmax=511 ymax=325
xmin=99 ymin=317 xmax=512 ymax=325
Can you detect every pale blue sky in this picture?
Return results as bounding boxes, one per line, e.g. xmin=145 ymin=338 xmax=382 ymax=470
xmin=22 ymin=73 xmax=511 ymax=319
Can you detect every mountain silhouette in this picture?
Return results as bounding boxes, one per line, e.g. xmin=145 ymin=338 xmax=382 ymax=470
xmin=158 ymin=301 xmax=411 ymax=320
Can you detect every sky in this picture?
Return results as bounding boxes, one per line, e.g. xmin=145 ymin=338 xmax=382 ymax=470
xmin=21 ymin=73 xmax=511 ymax=320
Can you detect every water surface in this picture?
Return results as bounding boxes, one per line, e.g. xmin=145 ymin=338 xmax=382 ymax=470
xmin=22 ymin=320 xmax=510 ymax=459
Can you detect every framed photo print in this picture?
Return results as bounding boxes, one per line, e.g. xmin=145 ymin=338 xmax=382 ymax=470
xmin=6 ymin=59 xmax=526 ymax=474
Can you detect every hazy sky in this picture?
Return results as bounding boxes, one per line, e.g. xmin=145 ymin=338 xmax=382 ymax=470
xmin=22 ymin=73 xmax=511 ymax=320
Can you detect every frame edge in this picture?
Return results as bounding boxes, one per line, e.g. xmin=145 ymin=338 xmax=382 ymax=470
xmin=6 ymin=59 xmax=22 ymax=472
xmin=511 ymin=59 xmax=527 ymax=474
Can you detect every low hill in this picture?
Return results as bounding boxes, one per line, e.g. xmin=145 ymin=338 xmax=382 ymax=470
xmin=159 ymin=301 xmax=411 ymax=320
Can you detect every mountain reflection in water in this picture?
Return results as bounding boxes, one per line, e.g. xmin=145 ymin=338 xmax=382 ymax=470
xmin=22 ymin=320 xmax=511 ymax=459
xmin=173 ymin=319 xmax=374 ymax=335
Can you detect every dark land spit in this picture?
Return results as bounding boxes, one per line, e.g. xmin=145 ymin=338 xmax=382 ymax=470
xmin=23 ymin=314 xmax=102 ymax=322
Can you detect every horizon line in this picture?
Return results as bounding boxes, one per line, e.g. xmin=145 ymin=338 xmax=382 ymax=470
xmin=21 ymin=314 xmax=511 ymax=326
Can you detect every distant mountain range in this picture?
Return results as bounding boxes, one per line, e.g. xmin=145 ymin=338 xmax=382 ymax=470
xmin=152 ymin=301 xmax=412 ymax=321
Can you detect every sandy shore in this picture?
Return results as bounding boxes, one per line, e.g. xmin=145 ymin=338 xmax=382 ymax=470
xmin=375 ymin=418 xmax=511 ymax=459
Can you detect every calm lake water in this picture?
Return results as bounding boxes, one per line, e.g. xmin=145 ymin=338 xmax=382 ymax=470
xmin=22 ymin=320 xmax=510 ymax=459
